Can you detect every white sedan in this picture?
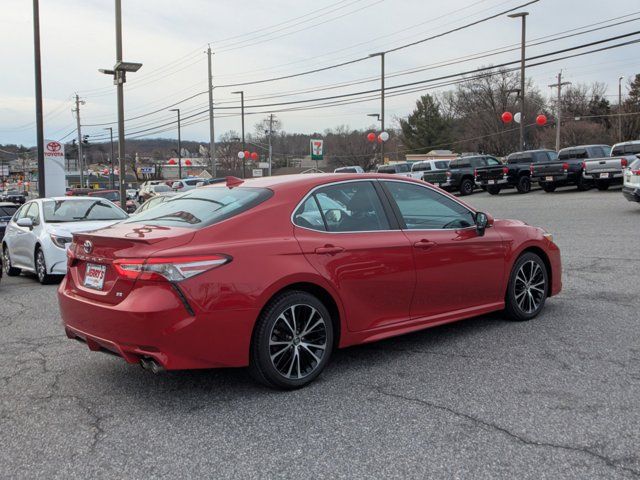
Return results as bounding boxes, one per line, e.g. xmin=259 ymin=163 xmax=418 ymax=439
xmin=2 ymin=197 xmax=127 ymax=284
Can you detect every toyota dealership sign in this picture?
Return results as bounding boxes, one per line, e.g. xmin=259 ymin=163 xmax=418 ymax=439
xmin=44 ymin=139 xmax=66 ymax=197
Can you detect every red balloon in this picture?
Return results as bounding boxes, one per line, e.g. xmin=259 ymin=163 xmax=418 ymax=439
xmin=367 ymin=132 xmax=376 ymax=142
xmin=536 ymin=114 xmax=547 ymax=126
xmin=168 ymin=159 xmax=177 ymax=165
xmin=501 ymin=111 xmax=513 ymax=123
xmin=103 ymin=168 xmax=109 ymax=175
xmin=244 ymin=150 xmax=250 ymax=158
xmin=185 ymin=159 xmax=192 ymax=166
xmin=250 ymin=152 xmax=258 ymax=160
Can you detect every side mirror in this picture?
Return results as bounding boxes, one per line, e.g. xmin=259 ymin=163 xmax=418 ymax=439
xmin=16 ymin=217 xmax=33 ymax=229
xmin=475 ymin=212 xmax=491 ymax=236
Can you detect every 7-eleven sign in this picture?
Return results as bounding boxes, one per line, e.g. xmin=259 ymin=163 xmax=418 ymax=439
xmin=310 ymin=139 xmax=324 ymax=160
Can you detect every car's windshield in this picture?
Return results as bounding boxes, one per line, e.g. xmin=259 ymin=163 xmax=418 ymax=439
xmin=0 ymin=205 xmax=18 ymax=216
xmin=43 ymin=199 xmax=128 ymax=222
xmin=124 ymin=187 xmax=272 ymax=228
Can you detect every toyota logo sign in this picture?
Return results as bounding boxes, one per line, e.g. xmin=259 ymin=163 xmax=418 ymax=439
xmin=83 ymin=240 xmax=93 ymax=254
xmin=47 ymin=141 xmax=62 ymax=152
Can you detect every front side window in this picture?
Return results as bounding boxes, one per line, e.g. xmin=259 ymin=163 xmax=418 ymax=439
xmin=384 ymin=181 xmax=475 ymax=230
xmin=43 ymin=199 xmax=128 ymax=223
xmin=125 ymin=187 xmax=272 ymax=229
xmin=470 ymin=157 xmax=486 ymax=167
xmin=295 ymin=182 xmax=390 ymax=232
xmin=25 ymin=202 xmax=40 ymax=224
xmin=486 ymin=158 xmax=501 ymax=166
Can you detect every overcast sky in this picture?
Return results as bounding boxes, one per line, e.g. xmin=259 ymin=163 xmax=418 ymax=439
xmin=1 ymin=0 xmax=639 ymax=147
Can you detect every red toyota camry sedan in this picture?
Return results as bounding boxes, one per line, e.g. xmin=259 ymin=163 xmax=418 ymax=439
xmin=58 ymin=174 xmax=561 ymax=389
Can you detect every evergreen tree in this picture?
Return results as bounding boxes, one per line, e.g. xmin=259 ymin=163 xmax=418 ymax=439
xmin=399 ymin=94 xmax=452 ymax=152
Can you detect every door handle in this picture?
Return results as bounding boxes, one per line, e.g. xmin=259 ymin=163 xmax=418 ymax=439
xmin=413 ymin=239 xmax=436 ymax=249
xmin=314 ymin=245 xmax=345 ymax=255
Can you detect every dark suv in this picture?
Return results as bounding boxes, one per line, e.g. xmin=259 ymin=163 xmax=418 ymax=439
xmin=438 ymin=155 xmax=501 ymax=196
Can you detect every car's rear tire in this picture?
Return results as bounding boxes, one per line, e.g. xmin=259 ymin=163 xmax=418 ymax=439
xmin=35 ymin=248 xmax=56 ymax=285
xmin=249 ymin=290 xmax=334 ymax=390
xmin=541 ymin=183 xmax=556 ymax=193
xmin=595 ymin=180 xmax=610 ymax=191
xmin=516 ymin=175 xmax=531 ymax=194
xmin=3 ymin=246 xmax=21 ymax=276
xmin=504 ymin=252 xmax=549 ymax=322
xmin=487 ymin=185 xmax=501 ymax=195
xmin=459 ymin=178 xmax=474 ymax=196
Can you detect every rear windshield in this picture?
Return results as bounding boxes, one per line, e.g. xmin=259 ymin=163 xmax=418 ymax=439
xmin=0 ymin=205 xmax=18 ymax=216
xmin=335 ymin=167 xmax=358 ymax=173
xmin=559 ymin=149 xmax=588 ymax=160
xmin=124 ymin=187 xmax=273 ymax=228
xmin=43 ymin=199 xmax=128 ymax=223
xmin=153 ymin=185 xmax=171 ymax=192
xmin=377 ymin=165 xmax=396 ymax=174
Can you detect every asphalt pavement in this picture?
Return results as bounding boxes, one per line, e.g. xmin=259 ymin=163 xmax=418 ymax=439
xmin=1 ymin=185 xmax=639 ymax=479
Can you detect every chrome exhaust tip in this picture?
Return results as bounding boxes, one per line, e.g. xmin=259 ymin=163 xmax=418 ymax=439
xmin=140 ymin=357 xmax=165 ymax=374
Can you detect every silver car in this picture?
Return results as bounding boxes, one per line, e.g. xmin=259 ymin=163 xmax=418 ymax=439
xmin=2 ymin=197 xmax=127 ymax=284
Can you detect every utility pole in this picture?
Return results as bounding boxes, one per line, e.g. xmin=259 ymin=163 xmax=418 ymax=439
xmin=232 ymin=90 xmax=245 ymax=178
xmin=548 ymin=72 xmax=571 ymax=152
xmin=32 ymin=0 xmax=45 ymax=197
xmin=74 ymin=94 xmax=85 ymax=188
xmin=369 ymin=52 xmax=386 ymax=163
xmin=115 ymin=0 xmax=127 ymax=206
xmin=105 ymin=127 xmax=115 ymax=189
xmin=207 ymin=45 xmax=216 ymax=178
xmin=618 ymin=76 xmax=624 ymax=142
xmin=508 ymin=12 xmax=528 ymax=151
xmin=268 ymin=113 xmax=274 ymax=176
xmin=169 ymin=109 xmax=182 ymax=179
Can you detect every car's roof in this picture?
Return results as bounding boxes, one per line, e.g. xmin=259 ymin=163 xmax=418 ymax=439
xmin=559 ymin=144 xmax=610 ymax=150
xmin=509 ymin=149 xmax=555 ymax=155
xmin=0 ymin=202 xmax=19 ymax=206
xmin=33 ymin=196 xmax=109 ymax=202
xmin=613 ymin=140 xmax=640 ymax=147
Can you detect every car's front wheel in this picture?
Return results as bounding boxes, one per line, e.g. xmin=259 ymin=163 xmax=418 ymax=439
xmin=505 ymin=252 xmax=549 ymax=321
xmin=35 ymin=248 xmax=56 ymax=285
xmin=250 ymin=291 xmax=334 ymax=389
xmin=3 ymin=246 xmax=21 ymax=276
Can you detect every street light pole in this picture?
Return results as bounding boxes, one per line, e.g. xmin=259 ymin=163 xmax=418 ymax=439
xmin=618 ymin=76 xmax=624 ymax=142
xmin=232 ymin=91 xmax=245 ymax=178
xmin=74 ymin=94 xmax=85 ymax=188
xmin=99 ymin=1 xmax=142 ymax=202
xmin=169 ymin=109 xmax=182 ymax=179
xmin=508 ymin=12 xmax=528 ymax=151
xmin=32 ymin=0 xmax=45 ymax=197
xmin=105 ymin=127 xmax=115 ymax=189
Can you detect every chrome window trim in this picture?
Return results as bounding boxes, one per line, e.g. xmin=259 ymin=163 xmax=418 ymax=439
xmin=290 ymin=177 xmax=478 ymax=234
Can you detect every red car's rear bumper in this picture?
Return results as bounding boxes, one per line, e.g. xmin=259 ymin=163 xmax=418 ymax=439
xmin=58 ymin=276 xmax=256 ymax=370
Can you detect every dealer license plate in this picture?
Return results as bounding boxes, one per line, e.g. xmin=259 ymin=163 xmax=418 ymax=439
xmin=600 ymin=172 xmax=610 ymax=178
xmin=488 ymin=180 xmax=495 ymax=184
xmin=545 ymin=176 xmax=554 ymax=182
xmin=84 ymin=263 xmax=106 ymax=290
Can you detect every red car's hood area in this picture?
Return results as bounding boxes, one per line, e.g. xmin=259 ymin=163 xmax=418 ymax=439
xmin=79 ymin=222 xmax=194 ymax=245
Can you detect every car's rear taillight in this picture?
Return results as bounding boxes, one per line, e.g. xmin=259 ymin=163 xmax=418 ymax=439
xmin=473 ymin=169 xmax=477 ymax=178
xmin=446 ymin=171 xmax=451 ymax=178
xmin=631 ymin=169 xmax=640 ymax=175
xmin=502 ymin=166 xmax=509 ymax=175
xmin=581 ymin=161 xmax=586 ymax=170
xmin=113 ymin=255 xmax=230 ymax=282
xmin=562 ymin=162 xmax=569 ymax=171
xmin=66 ymin=244 xmax=76 ymax=267
xmin=529 ymin=164 xmax=534 ymax=174
xmin=621 ymin=158 xmax=628 ymax=168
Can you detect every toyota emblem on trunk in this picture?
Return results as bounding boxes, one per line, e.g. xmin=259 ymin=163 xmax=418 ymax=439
xmin=83 ymin=240 xmax=93 ymax=254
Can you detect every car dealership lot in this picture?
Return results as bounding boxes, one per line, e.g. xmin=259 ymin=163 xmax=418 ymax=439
xmin=1 ymin=186 xmax=639 ymax=479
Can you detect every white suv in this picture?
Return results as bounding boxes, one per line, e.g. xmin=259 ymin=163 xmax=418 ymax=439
xmin=622 ymin=157 xmax=640 ymax=205
xmin=171 ymin=178 xmax=205 ymax=192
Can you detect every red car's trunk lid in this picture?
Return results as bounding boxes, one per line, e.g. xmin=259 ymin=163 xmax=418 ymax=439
xmin=67 ymin=223 xmax=195 ymax=305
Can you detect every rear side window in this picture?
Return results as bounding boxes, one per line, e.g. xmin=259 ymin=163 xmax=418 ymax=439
xmin=612 ymin=146 xmax=624 ymax=156
xmin=397 ymin=164 xmax=410 ymax=173
xmin=434 ymin=161 xmax=449 ymax=169
xmin=294 ymin=181 xmax=390 ymax=232
xmin=486 ymin=158 xmax=501 ymax=166
xmin=412 ymin=163 xmax=430 ymax=172
xmin=470 ymin=158 xmax=486 ymax=167
xmin=125 ymin=187 xmax=272 ymax=228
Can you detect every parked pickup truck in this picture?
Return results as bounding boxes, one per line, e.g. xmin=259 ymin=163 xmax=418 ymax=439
xmin=530 ymin=145 xmax=608 ymax=192
xmin=583 ymin=141 xmax=640 ymax=190
xmin=408 ymin=159 xmax=450 ymax=181
xmin=475 ymin=149 xmax=556 ymax=195
xmin=432 ymin=155 xmax=499 ymax=196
